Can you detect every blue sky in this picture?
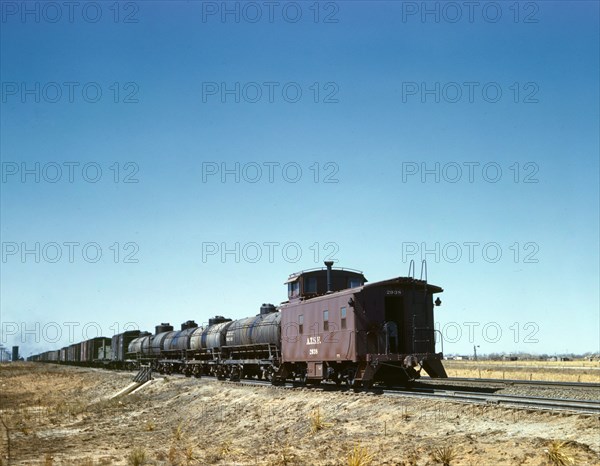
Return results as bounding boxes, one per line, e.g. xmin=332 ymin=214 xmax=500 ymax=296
xmin=1 ymin=1 xmax=598 ymax=358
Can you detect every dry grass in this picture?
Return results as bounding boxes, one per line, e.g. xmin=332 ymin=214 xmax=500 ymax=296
xmin=166 ymin=418 xmax=200 ymax=465
xmin=167 ymin=445 xmax=177 ymax=464
xmin=347 ymin=444 xmax=374 ymax=466
xmin=443 ymin=360 xmax=600 ymax=383
xmin=216 ymin=439 xmax=237 ymax=457
xmin=267 ymin=440 xmax=298 ymax=466
xmin=309 ymin=406 xmax=333 ymax=434
xmin=143 ymin=420 xmax=155 ymax=431
xmin=86 ymin=398 xmax=114 ymax=414
xmin=453 ymin=360 xmax=599 ymax=368
xmin=431 ymin=445 xmax=456 ymax=466
xmin=402 ymin=447 xmax=420 ymax=465
xmin=173 ymin=421 xmax=186 ymax=441
xmin=183 ymin=442 xmax=200 ymax=465
xmin=545 ymin=441 xmax=576 ymax=466
xmin=127 ymin=447 xmax=147 ymax=466
xmin=204 ymin=439 xmax=244 ymax=463
xmin=3 ymin=363 xmax=600 ymax=466
xmin=52 ymin=400 xmax=88 ymax=417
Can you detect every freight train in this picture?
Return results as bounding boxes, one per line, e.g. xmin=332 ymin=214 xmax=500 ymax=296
xmin=28 ymin=262 xmax=448 ymax=387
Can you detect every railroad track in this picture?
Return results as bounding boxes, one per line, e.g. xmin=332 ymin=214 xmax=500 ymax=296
xmin=168 ymin=374 xmax=600 ymax=415
xmin=421 ymin=376 xmax=600 ymax=390
xmin=381 ymin=387 xmax=600 ymax=415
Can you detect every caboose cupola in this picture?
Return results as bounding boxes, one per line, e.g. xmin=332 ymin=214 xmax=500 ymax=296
xmin=285 ymin=262 xmax=367 ymax=301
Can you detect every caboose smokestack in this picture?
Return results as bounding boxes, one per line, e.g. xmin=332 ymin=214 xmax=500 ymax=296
xmin=324 ymin=261 xmax=334 ymax=293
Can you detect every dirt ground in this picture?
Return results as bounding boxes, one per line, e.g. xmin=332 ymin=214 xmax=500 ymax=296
xmin=1 ymin=363 xmax=599 ymax=466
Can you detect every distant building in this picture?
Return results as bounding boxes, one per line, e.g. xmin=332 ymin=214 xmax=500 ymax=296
xmin=0 ymin=347 xmax=11 ymax=362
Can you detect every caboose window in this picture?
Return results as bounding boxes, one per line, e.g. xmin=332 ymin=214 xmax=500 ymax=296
xmin=298 ymin=315 xmax=303 ymax=334
xmin=304 ymin=277 xmax=317 ymax=293
xmin=288 ymin=281 xmax=300 ymax=296
xmin=323 ymin=310 xmax=329 ymax=331
xmin=348 ymin=278 xmax=362 ymax=288
xmin=341 ymin=307 xmax=347 ymax=329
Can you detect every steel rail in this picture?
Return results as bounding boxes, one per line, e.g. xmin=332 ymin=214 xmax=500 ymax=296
xmin=57 ymin=365 xmax=600 ymax=415
xmin=420 ymin=377 xmax=600 ymax=389
xmin=191 ymin=375 xmax=600 ymax=415
xmin=380 ymin=387 xmax=600 ymax=414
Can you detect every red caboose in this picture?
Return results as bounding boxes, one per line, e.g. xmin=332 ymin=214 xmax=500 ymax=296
xmin=278 ymin=262 xmax=447 ymax=387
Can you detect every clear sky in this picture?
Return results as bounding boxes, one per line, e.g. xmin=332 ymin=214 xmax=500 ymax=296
xmin=1 ymin=1 xmax=598 ymax=358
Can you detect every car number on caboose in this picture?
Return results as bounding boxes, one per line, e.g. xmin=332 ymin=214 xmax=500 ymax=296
xmin=306 ymin=336 xmax=321 ymax=345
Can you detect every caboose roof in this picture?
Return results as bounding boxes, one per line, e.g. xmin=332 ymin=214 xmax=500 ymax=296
xmin=284 ymin=266 xmax=366 ymax=283
xmin=364 ymin=276 xmax=443 ymax=294
xmin=281 ymin=275 xmax=442 ymax=306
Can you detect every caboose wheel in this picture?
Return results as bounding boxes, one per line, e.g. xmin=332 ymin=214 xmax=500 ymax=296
xmin=345 ymin=372 xmax=356 ymax=388
xmin=263 ymin=368 xmax=274 ymax=382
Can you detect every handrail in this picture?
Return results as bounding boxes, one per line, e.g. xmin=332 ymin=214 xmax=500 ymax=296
xmin=420 ymin=260 xmax=427 ymax=282
xmin=434 ymin=329 xmax=444 ymax=354
xmin=287 ymin=266 xmax=364 ymax=277
xmin=413 ymin=327 xmax=443 ymax=354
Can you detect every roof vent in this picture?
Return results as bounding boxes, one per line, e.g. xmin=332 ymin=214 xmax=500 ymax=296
xmin=324 ymin=261 xmax=334 ymax=293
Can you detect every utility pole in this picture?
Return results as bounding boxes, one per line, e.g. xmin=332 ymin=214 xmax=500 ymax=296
xmin=473 ymin=345 xmax=480 ymax=361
